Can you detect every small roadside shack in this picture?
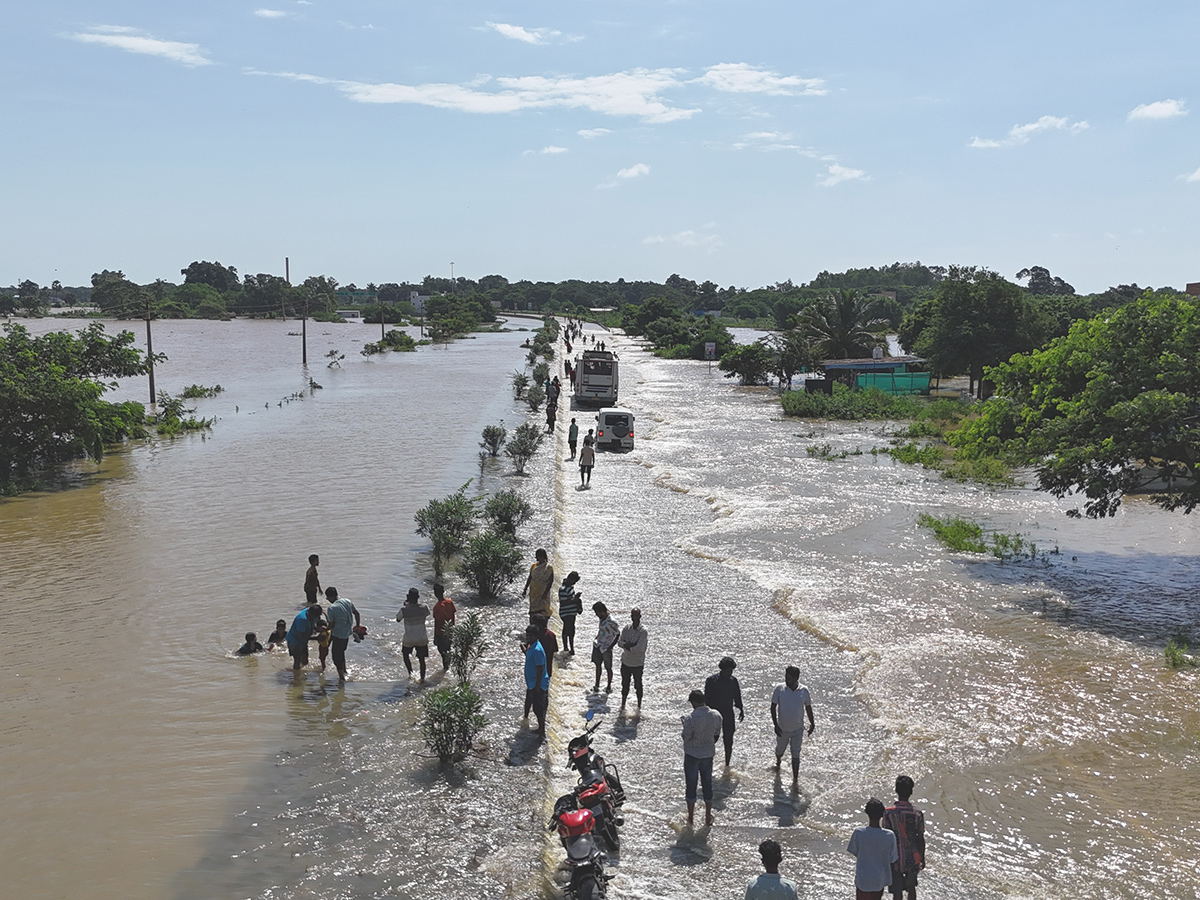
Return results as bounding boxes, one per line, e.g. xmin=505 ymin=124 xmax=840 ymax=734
xmin=807 ymin=354 xmax=930 ymax=395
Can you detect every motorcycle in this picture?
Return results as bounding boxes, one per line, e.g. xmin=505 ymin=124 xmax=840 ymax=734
xmin=547 ymin=794 xmax=609 ymax=900
xmin=565 ymin=711 xmax=626 ymax=852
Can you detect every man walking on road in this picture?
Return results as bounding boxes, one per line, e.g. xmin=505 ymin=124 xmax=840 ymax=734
xmin=591 ymin=601 xmax=619 ymax=694
xmin=771 ymin=665 xmax=815 ymax=791
xmin=882 ymin=776 xmax=926 ymax=900
xmin=681 ymin=689 xmax=723 ymax=828
xmin=523 ymin=623 xmax=549 ymax=737
xmin=324 ymin=587 xmax=361 ymax=684
xmin=704 ymin=656 xmax=744 ymax=767
xmin=618 ymin=607 xmax=648 ymax=709
xmin=568 ymin=418 xmax=579 ymax=460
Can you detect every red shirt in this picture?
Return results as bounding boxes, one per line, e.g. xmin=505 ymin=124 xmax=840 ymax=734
xmin=432 ymin=597 xmax=456 ymax=638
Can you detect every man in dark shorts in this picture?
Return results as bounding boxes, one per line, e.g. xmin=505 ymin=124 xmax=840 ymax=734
xmin=324 ymin=586 xmax=361 ymax=684
xmin=568 ymin=418 xmax=579 ymax=460
xmin=286 ymin=604 xmax=322 ymax=671
xmin=591 ymin=601 xmax=619 ymax=693
xmin=304 ymin=554 xmax=321 ymax=604
xmin=704 ymin=656 xmax=744 ymax=767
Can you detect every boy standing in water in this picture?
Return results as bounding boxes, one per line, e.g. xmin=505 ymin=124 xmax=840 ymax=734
xmin=882 ymin=776 xmax=926 ymax=900
xmin=704 ymin=656 xmax=744 ymax=767
xmin=398 ymin=588 xmax=430 ymax=683
xmin=432 ymin=583 xmax=456 ymax=671
xmin=568 ymin=418 xmax=579 ymax=460
xmin=558 ymin=571 xmax=582 ymax=655
xmin=304 ymin=554 xmax=321 ymax=605
xmin=848 ymin=799 xmax=899 ymax=900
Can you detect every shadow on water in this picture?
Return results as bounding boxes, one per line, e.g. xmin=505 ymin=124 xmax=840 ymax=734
xmin=766 ymin=772 xmax=811 ymax=826
xmin=611 ymin=710 xmax=641 ymax=743
xmin=961 ymin=548 xmax=1200 ymax=647
xmin=669 ymin=827 xmax=713 ymax=866
xmin=506 ymin=726 xmax=545 ymax=766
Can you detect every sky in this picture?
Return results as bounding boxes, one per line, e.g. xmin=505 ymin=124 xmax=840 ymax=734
xmin=3 ymin=1 xmax=1198 ymax=294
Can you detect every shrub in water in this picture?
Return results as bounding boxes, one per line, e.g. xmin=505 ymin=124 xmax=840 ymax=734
xmin=480 ymin=422 xmax=507 ymax=457
xmin=420 ymin=682 xmax=487 ymax=762
xmin=482 ymin=488 xmax=533 ymax=535
xmin=447 ymin=610 xmax=489 ymax=684
xmin=458 ymin=530 xmax=524 ymax=600
xmin=414 ymin=481 xmax=480 ymax=578
xmin=511 ymin=371 xmax=530 ymax=399
xmin=505 ymin=423 xmax=544 ymax=474
xmin=525 ymin=384 xmax=546 ymax=412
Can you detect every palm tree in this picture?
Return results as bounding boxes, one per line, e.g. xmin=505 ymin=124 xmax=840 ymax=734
xmin=803 ymin=289 xmax=887 ymax=359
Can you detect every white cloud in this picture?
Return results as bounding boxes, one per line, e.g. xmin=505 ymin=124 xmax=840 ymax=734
xmin=256 ymin=68 xmax=699 ymax=123
xmin=255 ymin=9 xmax=287 ymax=18
xmin=732 ymin=130 xmax=821 ymax=155
xmin=970 ymin=115 xmax=1089 ymax=148
xmin=697 ymin=63 xmax=825 ymax=96
xmin=68 ymin=27 xmax=211 ymax=67
xmin=1128 ymin=99 xmax=1187 ymax=121
xmin=617 ymin=163 xmax=650 ymax=179
xmin=524 ymin=145 xmax=568 ymax=155
xmin=339 ymin=21 xmax=375 ymax=30
xmin=486 ymin=22 xmax=561 ymax=45
xmin=818 ymin=164 xmax=868 ymax=187
xmin=578 ymin=128 xmax=611 ymax=139
xmin=1185 ymin=166 xmax=1200 ymax=183
xmin=642 ymin=229 xmax=721 ymax=253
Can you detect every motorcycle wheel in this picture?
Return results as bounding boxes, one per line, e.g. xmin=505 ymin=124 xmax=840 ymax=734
xmin=600 ymin=818 xmax=620 ymax=853
xmin=573 ymin=872 xmax=604 ymax=900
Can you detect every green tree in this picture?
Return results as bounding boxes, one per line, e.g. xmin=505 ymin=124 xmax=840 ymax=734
xmin=803 ymin=289 xmax=886 ymax=359
xmin=420 ymin=683 xmax=487 ymax=762
xmin=0 ymin=322 xmax=158 ymax=491
xmin=414 ymin=482 xmax=480 ymax=578
xmin=90 ymin=270 xmax=142 ymax=315
xmin=718 ymin=340 xmax=775 ymax=385
xmin=1015 ymin=265 xmax=1075 ymax=296
xmin=953 ymin=292 xmax=1200 ymax=517
xmin=458 ymin=529 xmax=524 ymax=599
xmin=505 ymin=422 xmax=544 ymax=474
xmin=16 ymin=280 xmax=47 ymax=316
xmin=911 ymin=272 xmax=1049 ymax=397
xmin=480 ymin=422 xmax=507 ymax=456
xmin=481 ymin=488 xmax=533 ymax=534
xmin=181 ymin=260 xmax=240 ymax=292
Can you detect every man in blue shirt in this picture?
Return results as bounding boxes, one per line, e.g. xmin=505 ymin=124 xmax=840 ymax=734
xmin=324 ymin=586 xmax=361 ymax=684
xmin=286 ymin=604 xmax=322 ymax=672
xmin=523 ymin=624 xmax=549 ymax=738
xmin=746 ymin=839 xmax=799 ymax=900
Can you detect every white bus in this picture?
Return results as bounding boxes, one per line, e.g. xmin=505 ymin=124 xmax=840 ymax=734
xmin=573 ymin=349 xmax=619 ymax=407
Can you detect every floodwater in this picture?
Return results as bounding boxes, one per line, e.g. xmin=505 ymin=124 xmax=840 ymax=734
xmin=3 ymin=317 xmax=1199 ymax=900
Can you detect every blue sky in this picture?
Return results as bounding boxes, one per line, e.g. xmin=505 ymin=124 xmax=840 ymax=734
xmin=3 ymin=1 xmax=1198 ymax=293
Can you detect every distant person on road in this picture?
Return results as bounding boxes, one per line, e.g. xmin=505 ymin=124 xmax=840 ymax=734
xmin=432 ymin=582 xmax=456 ymax=671
xmin=265 ymin=619 xmax=288 ymax=649
xmin=848 ymin=798 xmax=898 ymax=900
xmin=558 ymin=571 xmax=583 ymax=654
xmin=286 ymin=604 xmax=322 ymax=671
xmin=325 ymin=586 xmax=362 ymax=683
xmin=704 ymin=656 xmax=744 ymax=767
xmin=882 ymin=776 xmax=926 ymax=900
xmin=568 ymin=418 xmax=580 ymax=460
xmin=398 ymin=587 xmax=430 ymax=683
xmin=771 ymin=665 xmax=815 ymax=792
xmin=591 ymin=602 xmax=619 ymax=694
xmin=521 ymin=548 xmax=556 ymax=621
xmin=746 ymin=839 xmax=799 ymax=900
xmin=681 ymin=688 xmax=723 ymax=828
xmin=304 ymin=554 xmax=321 ymax=605
xmin=523 ymin=623 xmax=549 ymax=737
xmin=578 ymin=441 xmax=595 ymax=487
xmin=236 ymin=632 xmax=264 ymax=655
xmin=618 ymin=607 xmax=648 ymax=709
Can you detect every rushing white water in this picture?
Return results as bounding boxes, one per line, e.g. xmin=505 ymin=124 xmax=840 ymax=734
xmin=3 ymin=316 xmax=1198 ymax=900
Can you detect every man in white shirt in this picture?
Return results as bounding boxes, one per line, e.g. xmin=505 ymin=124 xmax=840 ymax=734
xmin=681 ymin=689 xmax=723 ymax=827
xmin=848 ymin=798 xmax=898 ymax=900
xmin=618 ymin=607 xmax=648 ymax=709
xmin=770 ymin=665 xmax=815 ymax=791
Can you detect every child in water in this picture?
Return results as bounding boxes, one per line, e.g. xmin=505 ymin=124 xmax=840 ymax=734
xmin=265 ymin=619 xmax=288 ymax=649
xmin=236 ymin=632 xmax=265 ymax=655
xmin=315 ymin=617 xmax=332 ymax=671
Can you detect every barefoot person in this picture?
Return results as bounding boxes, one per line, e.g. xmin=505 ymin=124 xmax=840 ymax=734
xmin=431 ymin=582 xmax=456 ymax=671
xmin=848 ymin=798 xmax=899 ymax=900
xmin=882 ymin=776 xmax=926 ymax=900
xmin=746 ymin=839 xmax=800 ymax=900
xmin=521 ymin=548 xmax=555 ymax=622
xmin=681 ymin=689 xmax=722 ymax=827
xmin=771 ymin=665 xmax=815 ymax=791
xmin=325 ymin=586 xmax=362 ymax=683
xmin=591 ymin=602 xmax=619 ymax=693
xmin=398 ymin=588 xmax=430 ymax=683
xmin=304 ymin=554 xmax=321 ymax=605
xmin=286 ymin=604 xmax=322 ymax=671
xmin=704 ymin=656 xmax=744 ymax=767
xmin=578 ymin=440 xmax=595 ymax=487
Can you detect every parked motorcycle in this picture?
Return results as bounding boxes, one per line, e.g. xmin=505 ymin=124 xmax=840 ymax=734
xmin=565 ymin=711 xmax=626 ymax=852
xmin=548 ymin=794 xmax=609 ymax=900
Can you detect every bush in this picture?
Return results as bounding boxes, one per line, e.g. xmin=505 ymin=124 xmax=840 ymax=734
xmin=1165 ymin=638 xmax=1199 ymax=669
xmin=420 ymin=683 xmax=487 ymax=762
xmin=511 ymin=371 xmax=530 ymax=399
xmin=781 ymin=383 xmax=926 ymax=420
xmin=532 ymin=361 xmax=550 ymax=385
xmin=480 ymin=422 xmax=507 ymax=456
xmin=458 ymin=530 xmax=524 ymax=600
xmin=414 ymin=481 xmax=480 ymax=578
xmin=180 ymin=383 xmax=223 ymax=399
xmin=505 ymin=423 xmax=544 ymax=474
xmin=917 ymin=513 xmax=987 ymax=553
xmin=151 ymin=391 xmax=213 ymax=436
xmin=482 ymin=488 xmax=534 ymax=535
xmin=526 ymin=384 xmax=546 ymax=411
xmin=447 ymin=610 xmax=489 ymax=684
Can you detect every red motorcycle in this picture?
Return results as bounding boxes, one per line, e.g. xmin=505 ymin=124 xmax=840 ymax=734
xmin=548 ymin=795 xmax=609 ymax=900
xmin=565 ymin=712 xmax=626 ymax=852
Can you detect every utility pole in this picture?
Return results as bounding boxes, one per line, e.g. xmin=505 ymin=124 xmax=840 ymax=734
xmin=302 ymin=301 xmax=308 ymax=366
xmin=144 ymin=284 xmax=160 ymax=405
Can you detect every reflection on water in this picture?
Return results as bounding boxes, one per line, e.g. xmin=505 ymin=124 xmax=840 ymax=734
xmin=4 ymin=318 xmax=1199 ymax=900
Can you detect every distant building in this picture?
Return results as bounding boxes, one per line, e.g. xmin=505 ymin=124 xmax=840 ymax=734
xmin=821 ymin=355 xmax=930 ymax=395
xmin=410 ymin=291 xmax=430 ymax=315
xmin=1186 ymin=282 xmax=1200 ymax=296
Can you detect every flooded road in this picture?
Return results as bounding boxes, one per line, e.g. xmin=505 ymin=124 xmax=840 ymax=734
xmin=3 ymin=316 xmax=1198 ymax=899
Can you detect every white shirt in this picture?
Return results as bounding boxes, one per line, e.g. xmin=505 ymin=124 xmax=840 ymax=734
xmin=619 ymin=623 xmax=648 ymax=667
xmin=771 ymin=683 xmax=811 ymax=733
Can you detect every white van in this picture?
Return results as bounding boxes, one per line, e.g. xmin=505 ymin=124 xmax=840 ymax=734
xmin=595 ymin=407 xmax=635 ymax=450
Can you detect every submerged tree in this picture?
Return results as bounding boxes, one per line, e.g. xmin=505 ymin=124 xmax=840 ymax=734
xmin=458 ymin=530 xmax=523 ymax=600
xmin=803 ymin=289 xmax=886 ymax=359
xmin=505 ymin=423 xmax=544 ymax=474
xmin=414 ymin=481 xmax=481 ymax=578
